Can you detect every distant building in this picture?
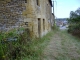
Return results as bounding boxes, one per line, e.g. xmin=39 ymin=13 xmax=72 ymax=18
xmin=56 ymin=18 xmax=68 ymax=27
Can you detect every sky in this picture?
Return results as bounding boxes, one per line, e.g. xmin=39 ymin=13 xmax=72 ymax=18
xmin=52 ymin=0 xmax=80 ymax=18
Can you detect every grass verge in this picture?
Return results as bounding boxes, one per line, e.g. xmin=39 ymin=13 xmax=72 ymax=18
xmin=23 ymin=30 xmax=55 ymax=60
xmin=55 ymin=30 xmax=80 ymax=60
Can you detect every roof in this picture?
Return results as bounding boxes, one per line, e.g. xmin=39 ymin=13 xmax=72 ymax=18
xmin=48 ymin=0 xmax=52 ymax=7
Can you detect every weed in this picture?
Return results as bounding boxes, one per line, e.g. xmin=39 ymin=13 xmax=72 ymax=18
xmin=23 ymin=30 xmax=54 ymax=60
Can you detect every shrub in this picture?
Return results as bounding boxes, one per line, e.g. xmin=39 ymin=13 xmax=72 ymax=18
xmin=68 ymin=7 xmax=80 ymax=37
xmin=0 ymin=28 xmax=32 ymax=60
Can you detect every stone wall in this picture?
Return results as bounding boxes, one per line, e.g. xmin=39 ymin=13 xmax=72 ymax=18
xmin=22 ymin=0 xmax=53 ymax=38
xmin=0 ymin=0 xmax=54 ymax=38
xmin=0 ymin=0 xmax=26 ymax=31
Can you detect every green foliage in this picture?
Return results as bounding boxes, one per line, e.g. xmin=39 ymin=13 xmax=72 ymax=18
xmin=68 ymin=7 xmax=80 ymax=37
xmin=0 ymin=28 xmax=30 ymax=60
xmin=52 ymin=24 xmax=59 ymax=31
xmin=0 ymin=27 xmax=54 ymax=60
xmin=23 ymin=31 xmax=54 ymax=60
xmin=0 ymin=43 xmax=4 ymax=60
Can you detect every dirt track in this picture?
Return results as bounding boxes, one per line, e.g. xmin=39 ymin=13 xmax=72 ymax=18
xmin=43 ymin=31 xmax=80 ymax=60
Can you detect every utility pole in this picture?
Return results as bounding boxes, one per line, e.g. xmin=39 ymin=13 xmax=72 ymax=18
xmin=53 ymin=1 xmax=54 ymax=14
xmin=52 ymin=0 xmax=55 ymax=27
xmin=52 ymin=0 xmax=57 ymax=27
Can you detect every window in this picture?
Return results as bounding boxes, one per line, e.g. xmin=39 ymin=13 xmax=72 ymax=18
xmin=38 ymin=18 xmax=41 ymax=37
xmin=36 ymin=0 xmax=40 ymax=6
xmin=25 ymin=22 xmax=28 ymax=27
xmin=43 ymin=19 xmax=45 ymax=31
xmin=25 ymin=0 xmax=27 ymax=3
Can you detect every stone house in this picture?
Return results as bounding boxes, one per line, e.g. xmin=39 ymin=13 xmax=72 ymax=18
xmin=23 ymin=0 xmax=53 ymax=37
xmin=0 ymin=0 xmax=54 ymax=38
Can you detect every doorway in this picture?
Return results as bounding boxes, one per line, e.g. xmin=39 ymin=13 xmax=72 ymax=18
xmin=38 ymin=18 xmax=41 ymax=37
xmin=43 ymin=19 xmax=45 ymax=31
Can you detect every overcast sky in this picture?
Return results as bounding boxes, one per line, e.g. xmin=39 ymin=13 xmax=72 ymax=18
xmin=52 ymin=0 xmax=80 ymax=18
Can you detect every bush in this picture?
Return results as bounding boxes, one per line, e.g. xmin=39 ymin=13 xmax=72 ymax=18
xmin=68 ymin=8 xmax=80 ymax=37
xmin=0 ymin=28 xmax=32 ymax=60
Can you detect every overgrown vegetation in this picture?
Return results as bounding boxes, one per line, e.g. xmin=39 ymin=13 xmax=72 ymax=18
xmin=68 ymin=8 xmax=80 ymax=37
xmin=23 ymin=30 xmax=54 ymax=60
xmin=0 ymin=27 xmax=54 ymax=60
xmin=0 ymin=28 xmax=31 ymax=60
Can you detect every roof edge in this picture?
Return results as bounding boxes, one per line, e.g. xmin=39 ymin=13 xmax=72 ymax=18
xmin=49 ymin=0 xmax=53 ymax=7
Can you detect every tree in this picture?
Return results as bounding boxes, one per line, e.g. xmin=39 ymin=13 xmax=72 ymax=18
xmin=68 ymin=7 xmax=80 ymax=37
